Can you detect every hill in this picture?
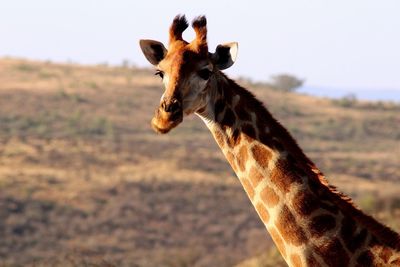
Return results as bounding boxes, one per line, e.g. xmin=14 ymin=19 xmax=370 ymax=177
xmin=0 ymin=58 xmax=399 ymax=267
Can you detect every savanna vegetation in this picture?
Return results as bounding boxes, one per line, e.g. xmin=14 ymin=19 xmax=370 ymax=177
xmin=0 ymin=58 xmax=399 ymax=267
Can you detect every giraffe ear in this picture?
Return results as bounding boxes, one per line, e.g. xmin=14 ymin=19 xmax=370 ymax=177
xmin=211 ymin=42 xmax=238 ymax=70
xmin=139 ymin=39 xmax=168 ymax=66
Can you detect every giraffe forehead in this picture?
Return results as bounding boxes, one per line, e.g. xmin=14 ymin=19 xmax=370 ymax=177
xmin=161 ymin=44 xmax=209 ymax=73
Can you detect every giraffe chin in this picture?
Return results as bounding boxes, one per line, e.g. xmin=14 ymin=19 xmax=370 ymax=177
xmin=151 ymin=116 xmax=183 ymax=134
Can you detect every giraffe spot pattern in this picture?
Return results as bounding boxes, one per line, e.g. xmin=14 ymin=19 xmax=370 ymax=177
xmin=286 ymin=154 xmax=298 ymax=165
xmin=249 ymin=166 xmax=263 ymax=188
xmin=221 ymin=108 xmax=235 ymax=127
xmin=308 ymin=175 xmax=322 ymax=193
xmin=207 ymin=75 xmax=400 ymax=267
xmin=357 ymin=250 xmax=374 ymax=266
xmin=271 ymin=139 xmax=285 ymax=151
xmin=227 ymin=128 xmax=241 ymax=148
xmin=305 ymin=254 xmax=318 ymax=266
xmin=241 ymin=123 xmax=256 ymax=142
xmin=309 ymin=214 xmax=336 ymax=238
xmin=251 ymin=144 xmax=272 ymax=169
xmin=314 ymin=238 xmax=350 ymax=266
xmin=259 ymin=132 xmax=274 ymax=148
xmin=341 ymin=217 xmax=368 ymax=252
xmin=269 ymin=228 xmax=286 ymax=259
xmin=223 ymin=86 xmax=234 ymax=104
xmin=286 ymin=156 xmax=308 ymax=179
xmin=379 ymin=247 xmax=393 ymax=263
xmin=260 ymin=186 xmax=279 ymax=207
xmin=235 ymin=100 xmax=252 ymax=121
xmin=214 ymin=99 xmax=225 ymax=121
xmin=389 ymin=257 xmax=400 ymax=265
xmin=290 ymin=253 xmax=302 ymax=267
xmin=293 ymin=165 xmax=308 ymax=178
xmin=270 ymin=159 xmax=302 ymax=193
xmin=319 ymin=201 xmax=339 ymax=214
xmin=237 ymin=145 xmax=248 ymax=172
xmin=231 ymin=94 xmax=240 ymax=107
xmin=291 ymin=190 xmax=319 ymax=217
xmin=308 ymin=178 xmax=340 ymax=214
xmin=276 ymin=205 xmax=307 ymax=246
xmin=255 ymin=202 xmax=270 ymax=223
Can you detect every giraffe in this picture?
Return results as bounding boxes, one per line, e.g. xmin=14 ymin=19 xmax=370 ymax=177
xmin=139 ymin=15 xmax=400 ymax=266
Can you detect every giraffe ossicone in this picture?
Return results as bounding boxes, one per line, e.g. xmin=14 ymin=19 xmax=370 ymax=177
xmin=139 ymin=15 xmax=400 ymax=267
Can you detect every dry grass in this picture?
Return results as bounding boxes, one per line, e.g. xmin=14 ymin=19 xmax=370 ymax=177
xmin=0 ymin=58 xmax=399 ymax=267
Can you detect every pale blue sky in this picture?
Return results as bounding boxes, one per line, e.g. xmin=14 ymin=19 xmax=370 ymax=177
xmin=1 ymin=0 xmax=399 ymax=100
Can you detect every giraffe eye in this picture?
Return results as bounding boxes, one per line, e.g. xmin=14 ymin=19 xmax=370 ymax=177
xmin=198 ymin=69 xmax=211 ymax=80
xmin=155 ymin=70 xmax=164 ymax=79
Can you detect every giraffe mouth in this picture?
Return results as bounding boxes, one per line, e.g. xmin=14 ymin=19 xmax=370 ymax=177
xmin=151 ymin=108 xmax=183 ymax=134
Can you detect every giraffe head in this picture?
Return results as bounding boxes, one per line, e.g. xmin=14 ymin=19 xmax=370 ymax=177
xmin=139 ymin=15 xmax=238 ymax=134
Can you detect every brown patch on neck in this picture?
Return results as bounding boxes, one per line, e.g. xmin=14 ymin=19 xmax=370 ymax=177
xmin=309 ymin=214 xmax=336 ymax=238
xmin=275 ymin=205 xmax=307 ymax=246
xmin=290 ymin=253 xmax=302 ymax=267
xmin=248 ymin=167 xmax=263 ymax=188
xmin=255 ymin=202 xmax=270 ymax=223
xmin=227 ymin=128 xmax=241 ymax=148
xmin=305 ymin=254 xmax=319 ymax=266
xmin=314 ymin=238 xmax=350 ymax=266
xmin=214 ymin=99 xmax=225 ymax=121
xmin=379 ymin=247 xmax=394 ymax=263
xmin=270 ymin=159 xmax=302 ymax=194
xmin=241 ymin=123 xmax=256 ymax=142
xmin=357 ymin=250 xmax=374 ymax=266
xmin=235 ymin=97 xmax=252 ymax=122
xmin=291 ymin=190 xmax=319 ymax=216
xmin=237 ymin=145 xmax=248 ymax=172
xmin=389 ymin=257 xmax=400 ymax=265
xmin=220 ymin=107 xmax=236 ymax=128
xmin=251 ymin=144 xmax=272 ymax=169
xmin=260 ymin=186 xmax=279 ymax=208
xmin=340 ymin=217 xmax=368 ymax=252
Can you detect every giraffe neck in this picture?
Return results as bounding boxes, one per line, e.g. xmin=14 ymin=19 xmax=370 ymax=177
xmin=196 ymin=72 xmax=400 ymax=266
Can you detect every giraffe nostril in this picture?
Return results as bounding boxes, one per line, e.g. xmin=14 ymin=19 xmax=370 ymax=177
xmin=163 ymin=99 xmax=181 ymax=114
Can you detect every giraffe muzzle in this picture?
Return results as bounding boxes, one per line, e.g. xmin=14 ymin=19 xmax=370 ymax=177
xmin=151 ymin=98 xmax=183 ymax=134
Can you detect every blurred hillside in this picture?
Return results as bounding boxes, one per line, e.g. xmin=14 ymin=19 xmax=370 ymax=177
xmin=0 ymin=58 xmax=399 ymax=267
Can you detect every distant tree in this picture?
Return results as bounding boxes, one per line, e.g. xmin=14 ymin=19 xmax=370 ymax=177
xmin=336 ymin=93 xmax=358 ymax=107
xmin=121 ymin=59 xmax=130 ymax=68
xmin=270 ymin=74 xmax=304 ymax=92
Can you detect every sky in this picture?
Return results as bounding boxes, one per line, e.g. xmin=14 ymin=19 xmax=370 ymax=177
xmin=1 ymin=0 xmax=399 ymax=101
